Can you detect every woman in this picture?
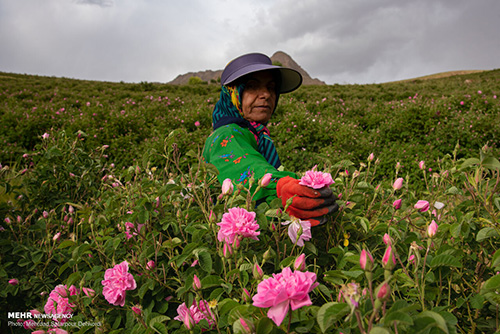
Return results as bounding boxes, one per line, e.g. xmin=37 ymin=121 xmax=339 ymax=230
xmin=203 ymin=53 xmax=338 ymax=226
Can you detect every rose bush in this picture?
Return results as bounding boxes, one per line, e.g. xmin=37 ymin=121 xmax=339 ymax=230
xmin=1 ymin=71 xmax=500 ymax=333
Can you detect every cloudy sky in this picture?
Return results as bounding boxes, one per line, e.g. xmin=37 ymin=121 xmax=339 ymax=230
xmin=1 ymin=0 xmax=499 ymax=85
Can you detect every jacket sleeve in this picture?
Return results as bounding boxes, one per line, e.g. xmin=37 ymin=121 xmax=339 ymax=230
xmin=203 ymin=124 xmax=297 ymax=204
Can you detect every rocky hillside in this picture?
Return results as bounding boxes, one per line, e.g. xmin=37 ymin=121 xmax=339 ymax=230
xmin=169 ymin=51 xmax=325 ymax=85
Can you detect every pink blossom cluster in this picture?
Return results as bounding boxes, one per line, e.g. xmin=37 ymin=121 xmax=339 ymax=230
xmin=124 ymin=222 xmax=144 ymax=240
xmin=174 ymin=300 xmax=215 ymax=330
xmin=299 ymin=166 xmax=334 ymax=189
xmin=43 ymin=285 xmax=79 ymax=323
xmin=252 ymin=267 xmax=318 ymax=326
xmin=217 ymin=207 xmax=260 ymax=246
xmin=101 ymin=261 xmax=137 ymax=307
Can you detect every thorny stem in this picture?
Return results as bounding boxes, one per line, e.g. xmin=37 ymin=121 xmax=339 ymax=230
xmin=355 ymin=310 xmax=367 ymax=334
xmin=420 ymin=244 xmax=431 ymax=310
xmin=287 ymin=309 xmax=292 ymax=333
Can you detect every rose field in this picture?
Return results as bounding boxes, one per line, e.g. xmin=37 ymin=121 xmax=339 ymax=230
xmin=1 ymin=70 xmax=500 ymax=333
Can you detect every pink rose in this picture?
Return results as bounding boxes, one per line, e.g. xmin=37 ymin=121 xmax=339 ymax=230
xmin=294 ymin=254 xmax=306 ymax=271
xmin=282 ymin=219 xmax=311 ymax=247
xmin=383 ymin=233 xmax=392 ymax=246
xmin=174 ymin=300 xmax=215 ymax=329
xmin=8 ymin=278 xmax=19 ymax=285
xmin=124 ymin=222 xmax=144 ymax=240
xmin=146 ymin=260 xmax=156 ymax=270
xmin=360 ymin=249 xmax=374 ymax=271
xmin=47 ymin=329 xmax=68 ymax=334
xmin=252 ymin=267 xmax=318 ymax=326
xmin=299 ymin=166 xmax=334 ymax=189
xmin=393 ymin=199 xmax=402 ymax=210
xmin=427 ymin=220 xmax=438 ymax=238
xmin=82 ymin=287 xmax=96 ymax=297
xmin=376 ymin=281 xmax=390 ymax=301
xmin=44 ymin=285 xmax=79 ymax=324
xmin=414 ymin=200 xmax=430 ymax=212
xmin=192 ymin=274 xmax=201 ymax=291
xmin=101 ymin=261 xmax=137 ymax=307
xmin=382 ymin=246 xmax=396 ymax=270
xmin=23 ymin=319 xmax=37 ymax=329
xmin=392 ymin=177 xmax=403 ymax=190
xmin=253 ymin=263 xmax=264 ymax=280
xmin=221 ymin=178 xmax=233 ymax=195
xmin=259 ymin=173 xmax=273 ymax=187
xmin=217 ymin=207 xmax=260 ymax=245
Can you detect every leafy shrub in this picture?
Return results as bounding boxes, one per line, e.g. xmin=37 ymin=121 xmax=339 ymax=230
xmin=1 ymin=128 xmax=500 ymax=333
xmin=1 ymin=70 xmax=500 ymax=333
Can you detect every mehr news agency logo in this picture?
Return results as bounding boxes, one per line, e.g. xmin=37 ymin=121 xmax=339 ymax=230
xmin=7 ymin=311 xmax=101 ymax=328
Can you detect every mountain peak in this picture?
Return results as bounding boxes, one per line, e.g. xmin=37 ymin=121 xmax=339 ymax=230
xmin=169 ymin=51 xmax=325 ymax=86
xmin=270 ymin=51 xmax=325 ymax=85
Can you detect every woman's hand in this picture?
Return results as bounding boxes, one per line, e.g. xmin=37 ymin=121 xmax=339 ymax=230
xmin=276 ymin=176 xmax=339 ymax=226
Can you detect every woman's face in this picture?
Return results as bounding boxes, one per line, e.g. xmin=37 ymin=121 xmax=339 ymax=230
xmin=241 ymin=71 xmax=277 ymax=124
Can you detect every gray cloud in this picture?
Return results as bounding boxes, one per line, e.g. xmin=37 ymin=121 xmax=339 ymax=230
xmin=0 ymin=0 xmax=499 ymax=84
xmin=76 ymin=0 xmax=113 ymax=7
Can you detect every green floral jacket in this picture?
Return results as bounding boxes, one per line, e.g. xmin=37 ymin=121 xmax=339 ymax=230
xmin=202 ymin=123 xmax=297 ymax=204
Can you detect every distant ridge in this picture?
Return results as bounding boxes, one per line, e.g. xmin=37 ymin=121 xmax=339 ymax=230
xmin=168 ymin=51 xmax=326 ymax=86
xmin=390 ymin=70 xmax=486 ymax=83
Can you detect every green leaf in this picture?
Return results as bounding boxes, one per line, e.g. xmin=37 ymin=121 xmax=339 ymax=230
xmin=481 ymin=274 xmax=500 ymax=292
xmin=58 ymin=240 xmax=76 ymax=249
xmin=369 ymin=328 xmax=391 ymax=334
xmin=429 ymin=254 xmax=462 ymax=268
xmin=218 ymin=298 xmax=241 ymax=316
xmin=305 ymin=241 xmax=318 ymax=255
xmin=255 ymin=317 xmax=274 ymax=334
xmin=477 ymin=227 xmax=500 ymax=242
xmin=197 ymin=251 xmax=212 ymax=273
xmin=450 ymin=222 xmax=462 ymax=238
xmin=66 ymin=271 xmax=82 ymax=287
xmin=494 ymin=197 xmax=500 ymax=212
xmin=149 ymin=315 xmax=170 ymax=334
xmin=414 ymin=310 xmax=449 ymax=334
xmin=481 ymin=274 xmax=500 ymax=305
xmin=209 ymin=287 xmax=225 ymax=301
xmin=200 ymin=275 xmax=223 ymax=289
xmin=357 ymin=217 xmax=369 ymax=233
xmin=384 ymin=311 xmax=414 ymax=326
xmin=316 ymin=302 xmax=350 ymax=333
xmin=460 ymin=158 xmax=480 ymax=170
xmin=470 ymin=293 xmax=485 ymax=309
xmin=445 ymin=186 xmax=462 ymax=195
xmin=265 ymin=209 xmax=280 ymax=218
xmin=482 ymin=156 xmax=500 ymax=171
xmin=341 ymin=270 xmax=364 ymax=278
xmin=491 ymin=249 xmax=500 ymax=269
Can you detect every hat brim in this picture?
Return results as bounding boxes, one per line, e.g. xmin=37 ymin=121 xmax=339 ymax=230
xmin=223 ymin=64 xmax=302 ymax=94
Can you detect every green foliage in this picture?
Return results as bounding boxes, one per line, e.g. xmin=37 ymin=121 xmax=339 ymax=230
xmin=1 ymin=71 xmax=500 ymax=333
xmin=188 ymin=76 xmax=207 ymax=85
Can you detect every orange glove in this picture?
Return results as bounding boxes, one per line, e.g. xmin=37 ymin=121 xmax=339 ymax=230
xmin=276 ymin=176 xmax=339 ymax=226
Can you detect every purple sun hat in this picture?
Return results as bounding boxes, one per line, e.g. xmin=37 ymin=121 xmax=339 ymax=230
xmin=221 ymin=53 xmax=302 ymax=93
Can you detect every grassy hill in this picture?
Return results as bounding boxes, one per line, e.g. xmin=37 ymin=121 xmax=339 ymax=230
xmin=1 ymin=69 xmax=499 ymax=187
